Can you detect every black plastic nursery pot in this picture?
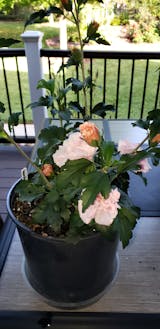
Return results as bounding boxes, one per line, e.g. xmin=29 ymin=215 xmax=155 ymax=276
xmin=7 ymin=179 xmax=119 ymax=309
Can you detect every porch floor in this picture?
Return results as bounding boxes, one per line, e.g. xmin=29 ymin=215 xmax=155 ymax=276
xmin=0 ymin=144 xmax=33 ymax=224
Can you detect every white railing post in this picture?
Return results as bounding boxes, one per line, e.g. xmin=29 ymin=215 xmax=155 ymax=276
xmin=21 ymin=31 xmax=48 ymax=137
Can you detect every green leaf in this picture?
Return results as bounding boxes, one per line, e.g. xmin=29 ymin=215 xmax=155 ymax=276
xmin=37 ymin=79 xmax=55 ymax=94
xmin=32 ymin=200 xmax=62 ymax=233
xmin=92 ymin=102 xmax=115 ymax=118
xmin=102 ymin=141 xmax=115 ymax=165
xmin=81 ymin=171 xmax=111 ymax=211
xmin=66 ymin=78 xmax=83 ymax=92
xmin=38 ymin=126 xmax=66 ymax=143
xmin=24 ymin=10 xmax=49 ymax=28
xmin=15 ymin=181 xmax=46 ymax=202
xmin=118 ymin=150 xmax=150 ymax=174
xmin=47 ymin=6 xmax=63 ymax=16
xmin=27 ymin=96 xmax=53 ymax=109
xmin=56 ymin=159 xmax=93 ymax=189
xmin=68 ymin=101 xmax=85 ymax=116
xmin=59 ymin=110 xmax=71 ymax=122
xmin=0 ymin=128 xmax=8 ymax=139
xmin=132 ymin=119 xmax=149 ymax=130
xmin=0 ymin=101 xmax=6 ymax=113
xmin=113 ymin=206 xmax=140 ymax=248
xmin=95 ymin=37 xmax=110 ymax=45
xmin=0 ymin=38 xmax=20 ymax=47
xmin=8 ymin=112 xmax=22 ymax=131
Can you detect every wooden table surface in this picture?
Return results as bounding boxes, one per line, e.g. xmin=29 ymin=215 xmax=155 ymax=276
xmin=0 ymin=217 xmax=160 ymax=313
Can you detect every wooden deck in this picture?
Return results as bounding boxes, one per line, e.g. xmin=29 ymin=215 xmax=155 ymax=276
xmin=0 ymin=144 xmax=33 ymax=223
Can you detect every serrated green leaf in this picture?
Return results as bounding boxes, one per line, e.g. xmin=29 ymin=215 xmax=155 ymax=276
xmin=15 ymin=180 xmax=46 ymax=202
xmin=32 ymin=200 xmax=62 ymax=233
xmin=81 ymin=171 xmax=111 ymax=210
xmin=112 ymin=205 xmax=140 ymax=248
xmin=38 ymin=125 xmax=66 ymax=143
xmin=56 ymin=159 xmax=93 ymax=189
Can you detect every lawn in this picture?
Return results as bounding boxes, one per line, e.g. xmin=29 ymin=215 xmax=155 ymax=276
xmin=0 ymin=20 xmax=59 ymax=48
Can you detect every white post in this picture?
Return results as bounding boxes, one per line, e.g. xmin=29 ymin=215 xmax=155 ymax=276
xmin=60 ymin=18 xmax=68 ymax=49
xmin=21 ymin=31 xmax=48 ymax=137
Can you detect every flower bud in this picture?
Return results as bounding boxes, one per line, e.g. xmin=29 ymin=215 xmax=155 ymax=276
xmin=151 ymin=133 xmax=160 ymax=144
xmin=87 ymin=21 xmax=99 ymax=38
xmin=61 ymin=0 xmax=72 ymax=12
xmin=71 ymin=47 xmax=83 ymax=65
xmin=42 ymin=164 xmax=54 ymax=177
xmin=79 ymin=122 xmax=100 ymax=145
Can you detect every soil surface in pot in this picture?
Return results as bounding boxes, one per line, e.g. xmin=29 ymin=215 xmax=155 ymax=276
xmin=13 ymin=196 xmax=71 ymax=238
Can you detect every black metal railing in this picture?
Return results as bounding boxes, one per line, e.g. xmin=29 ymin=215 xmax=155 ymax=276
xmin=0 ymin=49 xmax=35 ymax=143
xmin=41 ymin=49 xmax=160 ymax=120
xmin=0 ymin=48 xmax=160 ymax=143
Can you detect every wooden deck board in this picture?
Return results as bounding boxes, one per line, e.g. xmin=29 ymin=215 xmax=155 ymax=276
xmin=0 ymin=145 xmax=33 ymax=222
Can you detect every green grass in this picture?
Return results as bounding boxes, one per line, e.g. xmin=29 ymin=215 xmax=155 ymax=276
xmin=0 ymin=57 xmax=160 ymax=123
xmin=0 ymin=20 xmax=59 ymax=48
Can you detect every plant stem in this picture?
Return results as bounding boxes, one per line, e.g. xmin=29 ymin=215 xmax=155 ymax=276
xmin=132 ymin=133 xmax=150 ymax=152
xmin=3 ymin=129 xmax=52 ymax=190
xmin=72 ymin=0 xmax=88 ymax=116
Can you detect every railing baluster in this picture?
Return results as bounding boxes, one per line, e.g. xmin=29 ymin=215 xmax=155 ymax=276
xmin=103 ymin=59 xmax=107 ymax=104
xmin=48 ymin=57 xmax=52 ymax=79
xmin=128 ymin=59 xmax=135 ymax=119
xmin=90 ymin=58 xmax=93 ymax=116
xmin=154 ymin=69 xmax=160 ymax=110
xmin=15 ymin=57 xmax=28 ymax=139
xmin=140 ymin=59 xmax=149 ymax=118
xmin=115 ymin=59 xmax=121 ymax=118
xmin=2 ymin=57 xmax=15 ymax=138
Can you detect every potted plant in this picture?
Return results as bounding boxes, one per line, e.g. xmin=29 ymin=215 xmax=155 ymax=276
xmin=1 ymin=0 xmax=160 ymax=309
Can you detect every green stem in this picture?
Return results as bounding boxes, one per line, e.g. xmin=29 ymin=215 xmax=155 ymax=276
xmin=72 ymin=0 xmax=88 ymax=116
xmin=3 ymin=129 xmax=52 ymax=190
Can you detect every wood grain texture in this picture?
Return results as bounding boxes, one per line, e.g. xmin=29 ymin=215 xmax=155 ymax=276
xmin=0 ymin=218 xmax=160 ymax=313
xmin=0 ymin=145 xmax=32 ymax=221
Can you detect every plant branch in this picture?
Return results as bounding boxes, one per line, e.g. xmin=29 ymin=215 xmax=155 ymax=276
xmin=3 ymin=128 xmax=52 ymax=190
xmin=72 ymin=0 xmax=88 ymax=116
xmin=132 ymin=133 xmax=150 ymax=152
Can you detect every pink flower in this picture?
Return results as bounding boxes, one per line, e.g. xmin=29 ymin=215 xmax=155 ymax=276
xmin=78 ymin=189 xmax=121 ymax=227
xmin=53 ymin=132 xmax=97 ymax=167
xmin=118 ymin=140 xmax=137 ymax=154
xmin=79 ymin=122 xmax=100 ymax=145
xmin=118 ymin=140 xmax=151 ymax=174
xmin=138 ymin=158 xmax=151 ymax=173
